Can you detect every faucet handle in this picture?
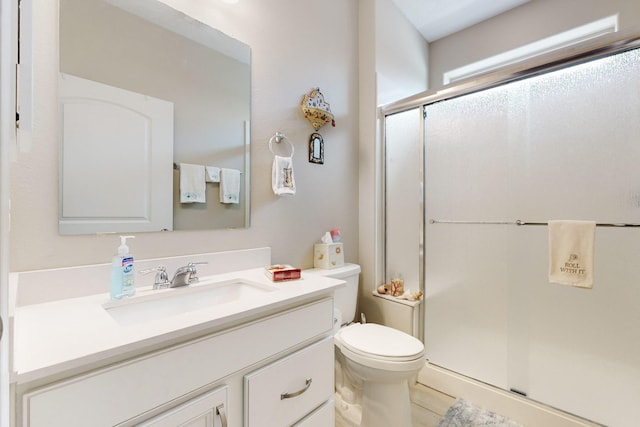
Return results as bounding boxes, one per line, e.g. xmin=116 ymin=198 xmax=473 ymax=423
xmin=140 ymin=266 xmax=170 ymax=289
xmin=186 ymin=262 xmax=208 ymax=284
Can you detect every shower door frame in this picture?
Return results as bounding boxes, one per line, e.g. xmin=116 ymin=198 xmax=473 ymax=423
xmin=379 ymin=26 xmax=640 ymax=423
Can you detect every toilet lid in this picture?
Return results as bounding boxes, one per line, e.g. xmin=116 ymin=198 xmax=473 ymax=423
xmin=339 ymin=323 xmax=424 ymax=360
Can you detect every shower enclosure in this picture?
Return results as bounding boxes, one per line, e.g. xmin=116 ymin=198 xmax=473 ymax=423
xmin=382 ymin=30 xmax=640 ymax=427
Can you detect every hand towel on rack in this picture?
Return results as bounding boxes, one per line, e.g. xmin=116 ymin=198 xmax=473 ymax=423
xmin=179 ymin=163 xmax=206 ymax=203
xmin=205 ymin=166 xmax=220 ymax=183
xmin=219 ymin=168 xmax=241 ymax=204
xmin=272 ymin=155 xmax=296 ymax=196
xmin=548 ymin=220 xmax=596 ymax=288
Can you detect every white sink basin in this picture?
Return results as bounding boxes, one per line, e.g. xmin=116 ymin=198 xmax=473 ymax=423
xmin=103 ymin=278 xmax=278 ymax=325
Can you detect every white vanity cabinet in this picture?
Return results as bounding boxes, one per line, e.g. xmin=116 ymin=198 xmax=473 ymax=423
xmin=18 ymin=297 xmax=335 ymax=427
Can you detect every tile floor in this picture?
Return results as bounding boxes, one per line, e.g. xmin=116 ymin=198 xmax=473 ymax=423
xmin=335 ymin=381 xmax=456 ymax=427
xmin=409 ymin=382 xmax=456 ymax=427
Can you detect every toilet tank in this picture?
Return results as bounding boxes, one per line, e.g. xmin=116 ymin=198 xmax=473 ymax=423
xmin=304 ymin=263 xmax=361 ymax=325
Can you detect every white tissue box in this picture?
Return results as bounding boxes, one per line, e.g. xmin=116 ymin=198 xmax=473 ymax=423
xmin=314 ymin=243 xmax=344 ymax=269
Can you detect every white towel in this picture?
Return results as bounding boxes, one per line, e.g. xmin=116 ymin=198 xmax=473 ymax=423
xmin=179 ymin=163 xmax=206 ymax=203
xmin=272 ymin=155 xmax=296 ymax=196
xmin=219 ymin=168 xmax=241 ymax=204
xmin=205 ymin=166 xmax=220 ymax=182
xmin=548 ymin=220 xmax=596 ymax=288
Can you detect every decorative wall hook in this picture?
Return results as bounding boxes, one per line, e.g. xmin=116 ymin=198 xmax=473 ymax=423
xmin=301 ymin=88 xmax=335 ymax=131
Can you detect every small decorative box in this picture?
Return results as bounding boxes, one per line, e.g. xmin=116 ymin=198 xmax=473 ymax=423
xmin=314 ymin=243 xmax=344 ymax=269
xmin=265 ymin=265 xmax=301 ymax=282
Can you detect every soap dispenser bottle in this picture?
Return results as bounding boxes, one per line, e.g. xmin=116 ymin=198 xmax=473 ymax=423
xmin=110 ymin=235 xmax=136 ymax=300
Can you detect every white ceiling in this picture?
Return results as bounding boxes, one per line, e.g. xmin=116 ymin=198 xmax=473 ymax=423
xmin=390 ymin=0 xmax=530 ymax=42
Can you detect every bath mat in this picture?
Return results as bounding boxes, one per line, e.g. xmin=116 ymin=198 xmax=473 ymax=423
xmin=437 ymin=398 xmax=524 ymax=427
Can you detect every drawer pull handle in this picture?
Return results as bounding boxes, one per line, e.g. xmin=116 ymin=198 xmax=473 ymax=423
xmin=280 ymin=378 xmax=312 ymax=400
xmin=216 ymin=404 xmax=228 ymax=427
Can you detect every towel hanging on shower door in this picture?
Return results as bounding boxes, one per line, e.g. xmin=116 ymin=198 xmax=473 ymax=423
xmin=548 ymin=220 xmax=595 ymax=288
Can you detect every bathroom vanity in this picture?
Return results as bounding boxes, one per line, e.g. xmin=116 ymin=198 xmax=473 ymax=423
xmin=9 ymin=248 xmax=341 ymax=426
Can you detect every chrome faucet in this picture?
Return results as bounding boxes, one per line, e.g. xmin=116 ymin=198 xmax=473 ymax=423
xmin=170 ymin=262 xmax=207 ymax=288
xmin=140 ymin=266 xmax=170 ymax=289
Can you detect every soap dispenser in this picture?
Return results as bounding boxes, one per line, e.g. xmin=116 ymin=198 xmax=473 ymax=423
xmin=110 ymin=235 xmax=136 ymax=300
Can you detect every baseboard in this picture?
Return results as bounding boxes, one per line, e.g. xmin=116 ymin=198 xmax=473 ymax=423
xmin=417 ymin=363 xmax=603 ymax=427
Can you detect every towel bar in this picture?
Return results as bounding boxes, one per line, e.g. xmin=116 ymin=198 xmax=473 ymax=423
xmin=428 ymin=219 xmax=640 ymax=227
xmin=173 ymin=163 xmax=243 ymax=174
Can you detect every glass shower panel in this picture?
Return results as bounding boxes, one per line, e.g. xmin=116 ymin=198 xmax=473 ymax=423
xmin=510 ymin=47 xmax=640 ymax=427
xmin=424 ymin=47 xmax=640 ymax=427
xmin=424 ymin=88 xmax=513 ymax=389
xmin=385 ymin=108 xmax=422 ymax=291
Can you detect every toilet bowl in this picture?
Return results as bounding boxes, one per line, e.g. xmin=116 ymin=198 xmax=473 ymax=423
xmin=335 ymin=323 xmax=425 ymax=427
xmin=304 ymin=264 xmax=425 ymax=427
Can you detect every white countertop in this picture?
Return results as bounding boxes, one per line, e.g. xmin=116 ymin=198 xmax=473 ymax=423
xmin=12 ymin=268 xmax=343 ymax=385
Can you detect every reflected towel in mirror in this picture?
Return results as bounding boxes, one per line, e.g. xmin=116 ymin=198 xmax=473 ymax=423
xmin=220 ymin=168 xmax=241 ymax=204
xmin=179 ymin=163 xmax=206 ymax=203
xmin=205 ymin=166 xmax=220 ymax=182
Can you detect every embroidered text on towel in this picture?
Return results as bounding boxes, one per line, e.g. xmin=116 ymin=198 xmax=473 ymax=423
xmin=282 ymin=167 xmax=293 ymax=188
xmin=560 ymin=253 xmax=587 ymax=276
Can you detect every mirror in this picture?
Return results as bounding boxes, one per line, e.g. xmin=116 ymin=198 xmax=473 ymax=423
xmin=308 ymin=133 xmax=324 ymax=164
xmin=59 ymin=0 xmax=251 ymax=234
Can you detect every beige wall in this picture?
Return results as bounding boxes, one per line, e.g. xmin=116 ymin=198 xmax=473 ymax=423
xmin=375 ymin=0 xmax=429 ymax=106
xmin=10 ymin=0 xmax=360 ymax=272
xmin=429 ymin=0 xmax=640 ymax=89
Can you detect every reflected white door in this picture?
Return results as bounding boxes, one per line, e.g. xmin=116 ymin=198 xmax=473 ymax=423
xmin=59 ymin=73 xmax=173 ymax=234
xmin=0 ymin=0 xmax=17 ymax=426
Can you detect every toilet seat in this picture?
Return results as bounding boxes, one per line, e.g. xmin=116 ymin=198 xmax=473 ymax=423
xmin=336 ymin=323 xmax=425 ymax=371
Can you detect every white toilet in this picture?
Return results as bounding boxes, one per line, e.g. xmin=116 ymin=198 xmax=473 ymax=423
xmin=305 ymin=264 xmax=425 ymax=427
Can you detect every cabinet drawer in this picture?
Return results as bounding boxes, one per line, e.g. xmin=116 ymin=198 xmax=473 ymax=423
xmin=293 ymin=399 xmax=334 ymax=426
xmin=244 ymin=337 xmax=334 ymax=426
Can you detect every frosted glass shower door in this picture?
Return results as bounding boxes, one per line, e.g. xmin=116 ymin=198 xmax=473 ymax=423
xmin=385 ymin=108 xmax=423 ymax=292
xmin=424 ymin=47 xmax=640 ymax=427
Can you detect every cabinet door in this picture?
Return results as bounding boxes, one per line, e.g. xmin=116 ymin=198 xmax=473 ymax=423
xmin=138 ymin=386 xmax=228 ymax=427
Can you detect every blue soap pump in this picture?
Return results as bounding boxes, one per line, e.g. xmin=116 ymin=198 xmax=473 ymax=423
xmin=110 ymin=235 xmax=136 ymax=300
